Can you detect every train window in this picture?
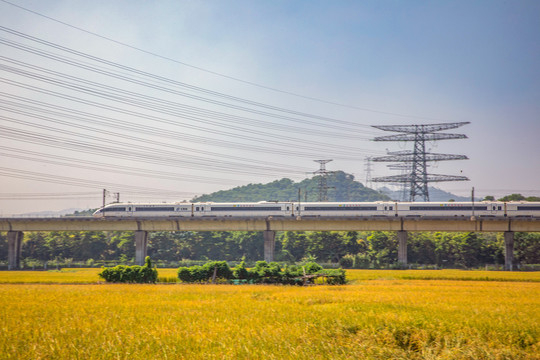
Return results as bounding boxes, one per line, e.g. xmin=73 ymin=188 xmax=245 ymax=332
xmin=498 ymin=206 xmax=502 ymax=210
xmin=384 ymin=206 xmax=387 ymax=211
xmin=286 ymin=206 xmax=290 ymax=211
xmin=201 ymin=207 xmax=204 ymax=211
xmin=296 ymin=206 xmax=299 ymax=211
xmin=389 ymin=206 xmax=393 ymax=210
xmin=196 ymin=207 xmax=199 ymax=211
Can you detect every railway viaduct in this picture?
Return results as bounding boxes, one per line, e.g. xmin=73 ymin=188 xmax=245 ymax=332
xmin=2 ymin=216 xmax=540 ymax=270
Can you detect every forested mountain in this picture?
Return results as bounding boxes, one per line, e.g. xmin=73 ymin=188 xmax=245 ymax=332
xmin=192 ymin=171 xmax=389 ymax=202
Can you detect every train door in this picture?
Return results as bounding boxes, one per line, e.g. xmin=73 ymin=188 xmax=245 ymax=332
xmin=194 ymin=205 xmax=207 ymax=216
xmin=285 ymin=203 xmax=293 ymax=216
xmin=382 ymin=204 xmax=389 ymax=216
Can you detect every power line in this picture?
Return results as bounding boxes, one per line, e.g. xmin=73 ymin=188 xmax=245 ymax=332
xmin=0 ymin=94 xmax=381 ymax=159
xmin=0 ymin=167 xmax=196 ymax=197
xmin=0 ymin=27 xmax=380 ymax=133
xmin=0 ymin=2 xmax=460 ymax=121
xmin=0 ymin=77 xmax=375 ymax=156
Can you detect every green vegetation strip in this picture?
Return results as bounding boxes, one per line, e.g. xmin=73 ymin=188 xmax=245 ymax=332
xmin=0 ymin=268 xmax=539 ymax=284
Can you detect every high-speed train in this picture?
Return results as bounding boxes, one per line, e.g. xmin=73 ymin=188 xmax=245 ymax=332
xmin=93 ymin=201 xmax=540 ymax=218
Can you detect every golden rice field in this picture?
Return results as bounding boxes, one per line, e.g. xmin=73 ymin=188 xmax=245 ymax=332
xmin=0 ymin=269 xmax=539 ymax=359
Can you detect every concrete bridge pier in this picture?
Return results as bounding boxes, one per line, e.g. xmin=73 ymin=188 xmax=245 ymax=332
xmin=8 ymin=231 xmax=23 ymax=270
xmin=504 ymin=231 xmax=514 ymax=271
xmin=135 ymin=231 xmax=148 ymax=266
xmin=397 ymin=230 xmax=408 ymax=265
xmin=263 ymin=230 xmax=275 ymax=262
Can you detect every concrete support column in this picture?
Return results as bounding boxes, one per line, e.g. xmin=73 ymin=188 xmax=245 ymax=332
xmin=397 ymin=230 xmax=408 ymax=265
xmin=8 ymin=231 xmax=23 ymax=270
xmin=263 ymin=230 xmax=276 ymax=263
xmin=504 ymin=231 xmax=514 ymax=271
xmin=135 ymin=231 xmax=148 ymax=266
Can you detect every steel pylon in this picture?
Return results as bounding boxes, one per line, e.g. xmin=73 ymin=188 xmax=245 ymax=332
xmin=371 ymin=122 xmax=470 ymax=201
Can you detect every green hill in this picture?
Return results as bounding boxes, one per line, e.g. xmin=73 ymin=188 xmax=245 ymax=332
xmin=192 ymin=171 xmax=390 ymax=202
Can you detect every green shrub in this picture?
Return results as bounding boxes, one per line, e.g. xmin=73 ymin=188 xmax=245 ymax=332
xmin=177 ymin=261 xmax=233 ymax=283
xmin=317 ymin=268 xmax=346 ymax=285
xmin=233 ymin=261 xmax=249 ymax=280
xmin=203 ymin=261 xmax=233 ymax=280
xmin=177 ymin=260 xmax=345 ymax=285
xmin=98 ymin=256 xmax=158 ymax=283
xmin=303 ymin=262 xmax=323 ymax=274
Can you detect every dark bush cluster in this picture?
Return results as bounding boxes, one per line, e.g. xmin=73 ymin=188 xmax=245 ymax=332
xmin=99 ymin=256 xmax=158 ymax=283
xmin=177 ymin=260 xmax=232 ymax=283
xmin=177 ymin=260 xmax=346 ymax=285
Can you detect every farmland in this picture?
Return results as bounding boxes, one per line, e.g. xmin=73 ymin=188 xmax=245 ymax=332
xmin=0 ymin=270 xmax=539 ymax=359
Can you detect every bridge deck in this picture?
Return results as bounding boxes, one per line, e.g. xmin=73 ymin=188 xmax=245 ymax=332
xmin=1 ymin=216 xmax=539 ymax=232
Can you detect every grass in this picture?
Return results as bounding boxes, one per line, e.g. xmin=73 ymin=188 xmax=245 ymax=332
xmin=0 ymin=269 xmax=539 ymax=359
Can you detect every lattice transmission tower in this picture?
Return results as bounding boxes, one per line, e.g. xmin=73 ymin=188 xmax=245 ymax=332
xmin=364 ymin=156 xmax=373 ymax=188
xmin=313 ymin=160 xmax=335 ymax=202
xmin=371 ymin=122 xmax=470 ymax=201
xmin=386 ymin=162 xmax=412 ymax=202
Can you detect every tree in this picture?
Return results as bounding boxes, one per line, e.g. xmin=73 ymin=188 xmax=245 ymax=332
xmin=0 ymin=233 xmax=6 ymax=261
xmin=408 ymin=232 xmax=437 ymax=264
xmin=229 ymin=232 xmax=264 ymax=261
xmin=282 ymin=231 xmax=309 ymax=261
xmin=148 ymin=232 xmax=180 ymax=261
xmin=367 ymin=231 xmax=398 ymax=266
xmin=515 ymin=233 xmax=540 ymax=264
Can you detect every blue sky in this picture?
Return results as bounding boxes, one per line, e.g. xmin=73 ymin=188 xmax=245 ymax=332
xmin=0 ymin=0 xmax=539 ymax=213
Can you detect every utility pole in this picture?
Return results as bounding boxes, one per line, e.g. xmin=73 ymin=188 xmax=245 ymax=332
xmin=371 ymin=122 xmax=470 ymax=202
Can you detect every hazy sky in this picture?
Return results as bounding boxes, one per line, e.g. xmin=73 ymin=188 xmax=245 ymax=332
xmin=1 ymin=0 xmax=539 ymax=214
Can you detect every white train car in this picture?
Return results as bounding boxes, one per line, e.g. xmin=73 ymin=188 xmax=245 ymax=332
xmin=396 ymin=202 xmax=502 ymax=217
xmin=202 ymin=202 xmax=292 ymax=217
xmin=93 ymin=203 xmax=191 ymax=217
xmin=296 ymin=201 xmax=397 ymax=217
xmin=504 ymin=202 xmax=540 ymax=217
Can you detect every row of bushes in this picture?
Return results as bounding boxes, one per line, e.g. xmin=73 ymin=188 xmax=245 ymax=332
xmin=98 ymin=257 xmax=158 ymax=283
xmin=177 ymin=260 xmax=346 ymax=285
